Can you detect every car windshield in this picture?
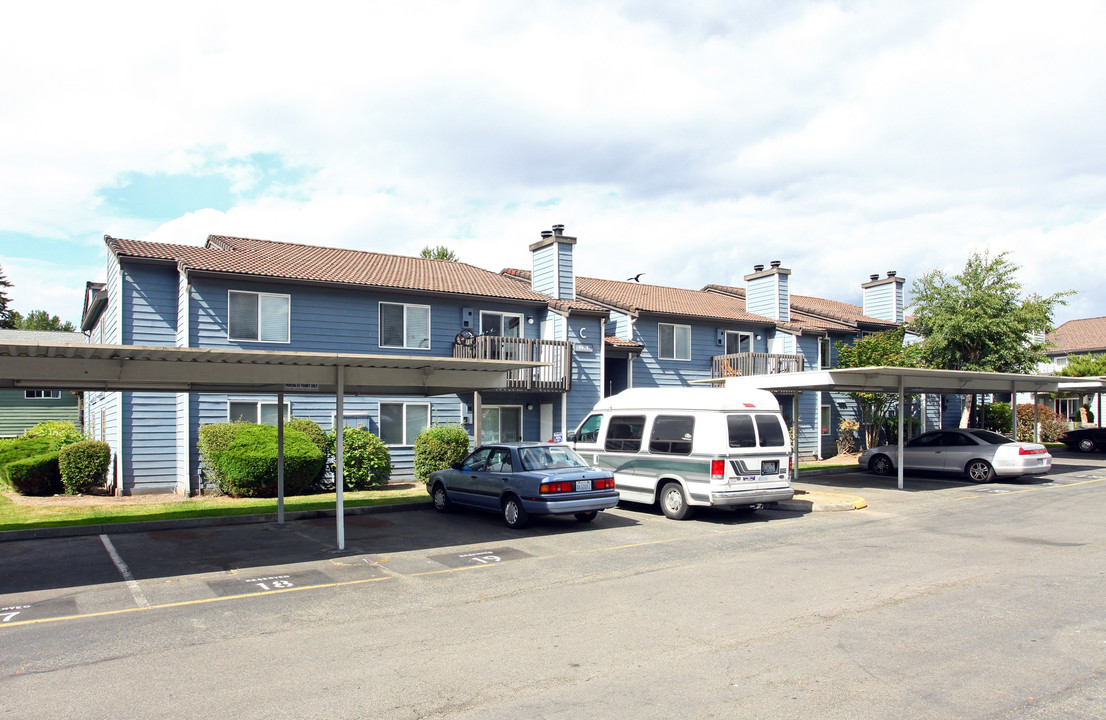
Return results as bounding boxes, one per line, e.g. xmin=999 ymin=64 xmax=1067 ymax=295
xmin=967 ymin=429 xmax=1014 ymax=445
xmin=519 ymin=446 xmax=590 ymax=471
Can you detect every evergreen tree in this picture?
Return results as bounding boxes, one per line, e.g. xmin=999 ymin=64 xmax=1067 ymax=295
xmin=0 ymin=265 xmax=14 ymax=329
xmin=419 ymin=245 xmax=458 ymax=261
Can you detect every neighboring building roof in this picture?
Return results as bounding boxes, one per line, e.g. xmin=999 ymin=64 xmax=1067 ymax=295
xmin=605 ymin=335 xmax=645 ymax=351
xmin=703 ymin=284 xmax=899 ymax=333
xmin=0 ymin=329 xmax=84 ymax=343
xmin=105 ymin=235 xmax=555 ymax=304
xmin=503 ymin=269 xmax=775 ymax=327
xmin=1046 ymin=317 xmax=1106 ymax=356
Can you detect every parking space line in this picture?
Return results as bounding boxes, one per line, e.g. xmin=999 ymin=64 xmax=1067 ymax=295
xmin=955 ymin=476 xmax=1106 ymax=501
xmin=100 ymin=535 xmax=149 ymax=608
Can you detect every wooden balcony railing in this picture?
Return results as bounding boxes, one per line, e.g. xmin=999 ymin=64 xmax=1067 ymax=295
xmin=454 ymin=336 xmax=572 ymax=392
xmin=712 ymin=352 xmax=805 ymax=378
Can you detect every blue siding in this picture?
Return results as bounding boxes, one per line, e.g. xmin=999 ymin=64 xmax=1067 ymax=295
xmin=863 ymin=279 xmax=904 ymax=323
xmin=777 ymin=274 xmax=790 ymax=321
xmin=122 ymin=392 xmax=177 ymax=493
xmin=566 ymin=316 xmax=603 ymax=430
xmin=745 ymin=276 xmax=776 ymax=319
xmin=633 ymin=317 xmax=768 ymax=389
xmin=104 ymin=254 xmax=122 ymax=344
xmin=122 ymin=263 xmax=178 ymax=345
xmin=557 ymin=243 xmax=575 ymax=300
xmin=531 ymin=244 xmax=557 ymax=298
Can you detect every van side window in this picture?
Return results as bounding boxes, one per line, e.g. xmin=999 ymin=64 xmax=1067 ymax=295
xmin=755 ymin=415 xmax=786 ymax=447
xmin=606 ymin=415 xmax=645 ymax=452
xmin=576 ymin=414 xmax=602 ymax=443
xmin=727 ymin=415 xmax=757 ymax=448
xmin=650 ymin=415 xmax=694 ymax=455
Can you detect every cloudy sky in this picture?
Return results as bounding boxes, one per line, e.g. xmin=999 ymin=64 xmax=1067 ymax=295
xmin=1 ymin=0 xmax=1102 ymax=328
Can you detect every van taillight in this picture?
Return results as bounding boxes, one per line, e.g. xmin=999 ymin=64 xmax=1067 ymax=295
xmin=711 ymin=460 xmax=725 ymax=479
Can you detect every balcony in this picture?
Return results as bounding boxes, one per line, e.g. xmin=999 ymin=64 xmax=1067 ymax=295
xmin=454 ymin=336 xmax=572 ymax=392
xmin=712 ymin=352 xmax=805 ymax=378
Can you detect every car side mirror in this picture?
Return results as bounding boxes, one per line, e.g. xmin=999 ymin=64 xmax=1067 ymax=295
xmin=567 ymin=431 xmax=577 ymax=442
xmin=451 ymin=462 xmax=463 ymax=471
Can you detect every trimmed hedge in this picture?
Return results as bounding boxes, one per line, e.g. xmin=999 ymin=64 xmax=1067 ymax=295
xmin=325 ymin=427 xmax=392 ymax=490
xmin=0 ymin=436 xmax=65 ymax=496
xmin=212 ymin=424 xmax=324 ymax=498
xmin=287 ymin=418 xmax=328 ymax=484
xmin=21 ymin=420 xmax=87 ymax=444
xmin=413 ymin=424 xmax=470 ymax=483
xmin=58 ymin=440 xmax=111 ymax=495
xmin=197 ymin=422 xmax=241 ymax=491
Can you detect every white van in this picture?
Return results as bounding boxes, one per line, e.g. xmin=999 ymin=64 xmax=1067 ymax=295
xmin=569 ymin=387 xmax=794 ymax=519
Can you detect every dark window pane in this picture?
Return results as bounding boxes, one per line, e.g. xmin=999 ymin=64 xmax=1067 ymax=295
xmin=727 ymin=415 xmax=757 ymax=448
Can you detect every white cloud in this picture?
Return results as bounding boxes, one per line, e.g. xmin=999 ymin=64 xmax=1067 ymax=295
xmin=1 ymin=0 xmax=1103 ymax=328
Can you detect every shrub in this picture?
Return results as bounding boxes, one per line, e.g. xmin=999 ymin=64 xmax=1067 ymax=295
xmin=984 ymin=402 xmax=1013 ymax=434
xmin=5 ymin=452 xmax=62 ymax=496
xmin=835 ymin=418 xmax=860 ymax=455
xmin=213 ymin=424 xmax=324 ymax=498
xmin=58 ymin=440 xmax=111 ymax=495
xmin=1015 ymin=403 xmax=1067 ymax=443
xmin=0 ymin=436 xmax=65 ymax=495
xmin=414 ymin=424 xmax=470 ymax=483
xmin=198 ymin=422 xmax=242 ymax=491
xmin=287 ymin=418 xmax=328 ymax=484
xmin=21 ymin=420 xmax=87 ymax=445
xmin=325 ymin=426 xmax=392 ymax=490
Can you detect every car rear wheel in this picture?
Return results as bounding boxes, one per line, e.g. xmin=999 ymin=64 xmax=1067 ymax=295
xmin=966 ymin=459 xmax=995 ymax=483
xmin=573 ymin=510 xmax=598 ymax=522
xmin=659 ymin=482 xmax=694 ymax=520
xmin=1078 ymin=438 xmax=1097 ymax=453
xmin=869 ymin=454 xmax=894 ymax=476
xmin=502 ymin=495 xmax=529 ymax=529
xmin=431 ymin=483 xmax=451 ymax=513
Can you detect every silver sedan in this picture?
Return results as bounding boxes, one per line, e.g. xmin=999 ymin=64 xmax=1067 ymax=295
xmin=859 ymin=428 xmax=1052 ymax=482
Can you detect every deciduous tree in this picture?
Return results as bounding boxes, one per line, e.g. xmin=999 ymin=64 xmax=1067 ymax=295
xmin=835 ymin=327 xmax=921 ymax=448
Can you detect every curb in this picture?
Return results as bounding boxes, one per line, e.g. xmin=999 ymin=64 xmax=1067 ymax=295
xmin=0 ymin=500 xmax=434 ymax=543
xmin=776 ymin=491 xmax=868 ymax=513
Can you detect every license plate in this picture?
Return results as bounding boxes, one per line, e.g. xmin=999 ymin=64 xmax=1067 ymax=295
xmin=761 ymin=460 xmax=779 ymax=474
xmin=575 ymin=480 xmax=592 ymax=492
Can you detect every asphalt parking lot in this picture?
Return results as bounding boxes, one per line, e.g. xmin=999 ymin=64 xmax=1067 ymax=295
xmin=2 ymin=449 xmax=1104 ymax=631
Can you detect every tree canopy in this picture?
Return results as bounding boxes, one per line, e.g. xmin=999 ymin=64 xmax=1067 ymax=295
xmin=11 ymin=309 xmax=76 ymax=332
xmin=1058 ymin=353 xmax=1106 ymax=377
xmin=909 ymin=250 xmax=1072 ymax=373
xmin=0 ymin=265 xmax=14 ymax=329
xmin=834 ymin=327 xmax=921 ymax=448
xmin=420 ymin=245 xmax=458 ymax=261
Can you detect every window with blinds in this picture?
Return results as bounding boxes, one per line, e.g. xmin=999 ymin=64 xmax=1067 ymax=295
xmin=379 ymin=302 xmax=431 ymax=349
xmin=229 ymin=290 xmax=290 ymax=342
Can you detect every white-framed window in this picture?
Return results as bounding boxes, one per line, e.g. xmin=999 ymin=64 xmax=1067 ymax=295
xmin=725 ymin=331 xmax=753 ymax=355
xmin=481 ymin=405 xmax=522 ymax=443
xmin=334 ymin=413 xmax=373 ymax=430
xmin=1055 ymin=397 xmax=1079 ymax=421
xmin=228 ymin=401 xmax=290 ymax=425
xmin=228 ymin=290 xmax=290 ymax=343
xmin=821 ymin=405 xmax=832 ymax=435
xmin=380 ymin=302 xmax=431 ymax=350
xmin=659 ymin=323 xmax=691 ymax=361
xmin=480 ymin=311 xmax=523 ymax=338
xmin=380 ymin=402 xmax=430 ymax=445
xmin=820 ymin=337 xmax=833 ymax=369
xmin=24 ymin=390 xmax=62 ymax=400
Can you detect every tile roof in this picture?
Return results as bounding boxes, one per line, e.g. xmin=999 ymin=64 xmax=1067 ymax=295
xmin=503 ymin=269 xmax=775 ymax=326
xmin=605 ymin=335 xmax=645 ymax=350
xmin=1046 ymin=316 xmax=1106 ymax=355
xmin=703 ymin=284 xmax=899 ymax=333
xmin=106 ymin=235 xmax=553 ymax=304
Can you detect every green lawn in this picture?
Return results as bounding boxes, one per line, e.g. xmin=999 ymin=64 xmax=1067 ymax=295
xmin=0 ymin=484 xmax=429 ymax=532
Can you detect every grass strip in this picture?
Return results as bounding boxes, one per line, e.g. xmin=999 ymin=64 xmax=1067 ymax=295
xmin=0 ymin=485 xmax=429 ymax=532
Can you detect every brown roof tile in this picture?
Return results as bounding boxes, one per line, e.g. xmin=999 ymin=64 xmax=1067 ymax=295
xmin=1046 ymin=317 xmax=1106 ymax=355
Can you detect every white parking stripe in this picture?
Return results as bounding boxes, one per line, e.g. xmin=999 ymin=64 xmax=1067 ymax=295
xmin=100 ymin=535 xmax=150 ymax=608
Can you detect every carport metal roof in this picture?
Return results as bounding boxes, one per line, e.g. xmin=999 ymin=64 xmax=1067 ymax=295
xmin=0 ymin=341 xmax=537 ymax=395
xmin=0 ymin=341 xmax=547 ymax=550
xmin=713 ymin=367 xmax=1105 ymax=490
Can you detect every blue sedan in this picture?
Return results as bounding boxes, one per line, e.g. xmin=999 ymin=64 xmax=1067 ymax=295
xmin=428 ymin=443 xmax=619 ymax=528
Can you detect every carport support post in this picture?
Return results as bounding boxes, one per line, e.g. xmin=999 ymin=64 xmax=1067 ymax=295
xmin=791 ymin=393 xmax=799 ymax=482
xmin=336 ymin=366 xmax=345 ymax=551
xmin=897 ymin=376 xmax=905 ymax=490
xmin=1033 ymin=393 xmax=1040 ymax=443
xmin=277 ymin=390 xmax=285 ymax=524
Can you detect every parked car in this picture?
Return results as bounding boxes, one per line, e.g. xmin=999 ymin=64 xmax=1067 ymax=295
xmin=428 ymin=443 xmax=619 ymax=528
xmin=1058 ymin=427 xmax=1106 ymax=453
xmin=859 ymin=428 xmax=1052 ymax=482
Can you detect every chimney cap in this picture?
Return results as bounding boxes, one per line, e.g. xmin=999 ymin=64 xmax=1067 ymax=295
xmin=770 ymin=260 xmax=781 ymax=269
xmin=552 ymin=224 xmax=565 ymax=235
xmin=870 ymin=274 xmax=879 ymax=282
xmin=753 ymin=264 xmax=764 ymax=272
xmin=540 ymin=230 xmax=553 ymax=238
xmin=887 ymin=270 xmax=897 ymax=278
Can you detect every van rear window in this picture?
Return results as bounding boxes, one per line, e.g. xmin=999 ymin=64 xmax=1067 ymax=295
xmin=650 ymin=415 xmax=694 ymax=455
xmin=606 ymin=415 xmax=645 ymax=452
xmin=727 ymin=415 xmax=757 ymax=448
xmin=755 ymin=415 xmax=786 ymax=447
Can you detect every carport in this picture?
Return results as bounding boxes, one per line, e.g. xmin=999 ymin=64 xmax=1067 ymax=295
xmin=716 ymin=366 xmax=1098 ymax=489
xmin=0 ymin=341 xmax=544 ymax=549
